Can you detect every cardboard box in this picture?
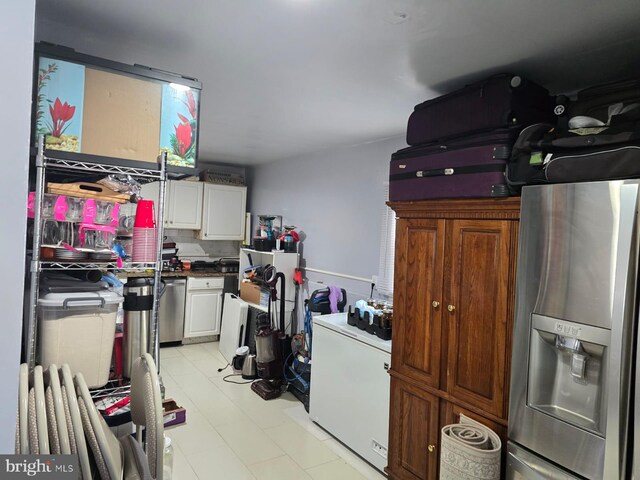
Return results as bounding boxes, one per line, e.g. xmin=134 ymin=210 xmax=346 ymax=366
xmin=240 ymin=281 xmax=269 ymax=306
xmin=163 ymin=398 xmax=186 ymax=428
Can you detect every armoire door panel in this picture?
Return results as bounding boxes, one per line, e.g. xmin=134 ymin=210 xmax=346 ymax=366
xmin=388 ymin=379 xmax=439 ymax=480
xmin=445 ymin=219 xmax=511 ymax=417
xmin=392 ymin=219 xmax=445 ymax=388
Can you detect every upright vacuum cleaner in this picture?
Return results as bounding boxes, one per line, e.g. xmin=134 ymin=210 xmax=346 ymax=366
xmin=251 ymin=268 xmax=289 ymax=400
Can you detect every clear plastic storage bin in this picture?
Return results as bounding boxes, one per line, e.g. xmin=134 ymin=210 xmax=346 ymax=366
xmin=38 ymin=290 xmax=123 ymax=388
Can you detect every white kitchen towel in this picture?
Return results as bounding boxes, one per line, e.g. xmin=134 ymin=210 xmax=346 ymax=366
xmin=439 ymin=414 xmax=501 ymax=480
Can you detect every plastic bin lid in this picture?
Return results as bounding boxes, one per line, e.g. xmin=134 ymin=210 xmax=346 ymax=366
xmin=38 ymin=290 xmax=123 ymax=308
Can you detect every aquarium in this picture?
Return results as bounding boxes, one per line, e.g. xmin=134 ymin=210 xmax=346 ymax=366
xmin=33 ymin=43 xmax=202 ymax=169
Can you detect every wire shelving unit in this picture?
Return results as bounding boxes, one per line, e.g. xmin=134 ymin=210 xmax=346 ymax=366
xmin=25 ymin=136 xmax=167 ymax=372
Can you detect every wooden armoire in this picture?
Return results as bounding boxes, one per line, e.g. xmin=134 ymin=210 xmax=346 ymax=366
xmin=386 ymin=197 xmax=520 ymax=480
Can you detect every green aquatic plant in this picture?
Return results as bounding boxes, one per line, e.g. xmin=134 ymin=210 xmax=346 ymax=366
xmin=36 ymin=62 xmax=58 ymax=135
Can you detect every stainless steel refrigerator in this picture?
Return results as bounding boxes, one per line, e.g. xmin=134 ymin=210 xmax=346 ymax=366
xmin=507 ymin=180 xmax=640 ymax=479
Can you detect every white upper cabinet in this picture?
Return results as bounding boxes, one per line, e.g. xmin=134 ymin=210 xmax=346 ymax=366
xmin=198 ymin=184 xmax=247 ymax=240
xmin=140 ymin=180 xmax=203 ymax=229
xmin=166 ymin=181 xmax=203 ymax=229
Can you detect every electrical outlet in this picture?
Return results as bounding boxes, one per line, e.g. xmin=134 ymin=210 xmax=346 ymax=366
xmin=372 ymin=439 xmax=388 ymax=459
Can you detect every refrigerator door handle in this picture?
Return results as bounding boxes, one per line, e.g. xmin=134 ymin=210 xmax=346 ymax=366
xmin=604 ymin=183 xmax=640 ymax=479
xmin=507 ymin=443 xmax=581 ymax=480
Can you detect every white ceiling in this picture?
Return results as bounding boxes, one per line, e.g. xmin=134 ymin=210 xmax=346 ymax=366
xmin=36 ymin=0 xmax=640 ymax=165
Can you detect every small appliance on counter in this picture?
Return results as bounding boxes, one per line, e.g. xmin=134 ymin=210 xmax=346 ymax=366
xmin=252 ymin=214 xmax=282 ymax=251
xmin=190 ymin=260 xmax=216 ymax=272
xmin=162 ymin=241 xmax=178 ymax=260
xmin=214 ymin=258 xmax=240 ymax=273
xmin=278 ymin=225 xmax=300 ymax=253
xmin=190 ymin=258 xmax=239 ymax=273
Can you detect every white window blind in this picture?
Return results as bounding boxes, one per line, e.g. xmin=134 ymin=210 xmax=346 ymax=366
xmin=377 ymin=184 xmax=396 ymax=295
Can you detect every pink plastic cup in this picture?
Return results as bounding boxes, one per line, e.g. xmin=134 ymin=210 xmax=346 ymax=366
xmin=134 ymin=200 xmax=156 ymax=228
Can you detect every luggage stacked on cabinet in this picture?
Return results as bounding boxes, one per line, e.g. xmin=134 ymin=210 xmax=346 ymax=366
xmin=506 ymin=77 xmax=640 ymax=192
xmin=390 ymin=74 xmax=554 ymax=201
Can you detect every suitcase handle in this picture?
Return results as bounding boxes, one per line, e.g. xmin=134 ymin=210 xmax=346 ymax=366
xmin=390 ymin=163 xmax=505 ymax=181
xmin=417 ymin=168 xmax=454 ymax=177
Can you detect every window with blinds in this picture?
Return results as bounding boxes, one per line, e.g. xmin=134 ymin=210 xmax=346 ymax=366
xmin=377 ymin=184 xmax=396 ymax=296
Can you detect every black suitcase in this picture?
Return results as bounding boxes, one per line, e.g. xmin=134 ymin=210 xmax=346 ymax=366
xmin=507 ymin=115 xmax=640 ymax=192
xmin=390 ymin=129 xmax=518 ymax=201
xmin=556 ymin=78 xmax=640 ymax=131
xmin=406 ymin=74 xmax=554 ymax=146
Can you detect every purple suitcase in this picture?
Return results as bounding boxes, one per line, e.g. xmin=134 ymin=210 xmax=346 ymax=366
xmin=406 ymin=74 xmax=554 ymax=146
xmin=389 ymin=129 xmax=517 ymax=201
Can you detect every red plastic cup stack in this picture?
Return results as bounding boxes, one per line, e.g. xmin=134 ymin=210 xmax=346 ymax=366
xmin=132 ymin=200 xmax=158 ymax=263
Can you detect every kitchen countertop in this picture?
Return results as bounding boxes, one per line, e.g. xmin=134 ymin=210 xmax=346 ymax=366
xmin=120 ymin=270 xmax=238 ymax=279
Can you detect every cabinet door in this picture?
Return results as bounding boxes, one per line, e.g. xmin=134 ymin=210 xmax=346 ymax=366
xmin=139 ymin=180 xmax=203 ymax=229
xmin=444 ymin=219 xmax=513 ymax=418
xmin=392 ymin=218 xmax=445 ymax=389
xmin=388 ymin=378 xmax=439 ymax=480
xmin=199 ymin=184 xmax=247 ymax=240
xmin=184 ymin=289 xmax=222 ymax=337
xmin=167 ymin=181 xmax=203 ymax=229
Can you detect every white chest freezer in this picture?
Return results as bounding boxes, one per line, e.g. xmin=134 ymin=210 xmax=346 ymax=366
xmin=309 ymin=313 xmax=391 ymax=472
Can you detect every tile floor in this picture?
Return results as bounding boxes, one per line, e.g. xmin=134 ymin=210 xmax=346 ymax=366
xmin=160 ymin=342 xmax=387 ymax=480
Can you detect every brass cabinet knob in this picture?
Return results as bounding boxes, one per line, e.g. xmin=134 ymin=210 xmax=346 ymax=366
xmin=428 ymin=444 xmax=436 ymax=453
xmin=432 ymin=301 xmax=440 ymax=308
xmin=447 ymin=304 xmax=456 ymax=312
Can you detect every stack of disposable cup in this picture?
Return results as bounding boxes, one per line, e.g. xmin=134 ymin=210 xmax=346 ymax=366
xmin=132 ymin=200 xmax=158 ymax=263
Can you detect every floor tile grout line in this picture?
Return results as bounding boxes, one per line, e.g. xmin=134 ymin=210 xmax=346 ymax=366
xmin=162 ymin=346 xmax=381 ymax=479
xmin=168 ymin=357 xmax=267 ymax=472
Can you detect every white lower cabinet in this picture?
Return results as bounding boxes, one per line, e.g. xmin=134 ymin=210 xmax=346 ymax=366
xmin=184 ymin=277 xmax=223 ymax=338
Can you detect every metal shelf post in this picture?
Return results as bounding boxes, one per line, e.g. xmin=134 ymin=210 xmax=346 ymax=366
xmin=150 ymin=152 xmax=167 ymax=370
xmin=25 ymin=136 xmax=46 ymax=368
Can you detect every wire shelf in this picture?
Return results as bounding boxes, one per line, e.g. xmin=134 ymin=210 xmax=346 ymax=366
xmin=39 ymin=261 xmax=158 ymax=271
xmin=43 ymin=156 xmax=163 ymax=180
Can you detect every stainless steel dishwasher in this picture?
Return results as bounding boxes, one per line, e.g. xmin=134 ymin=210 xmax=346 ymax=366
xmin=159 ymin=277 xmax=187 ymax=343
